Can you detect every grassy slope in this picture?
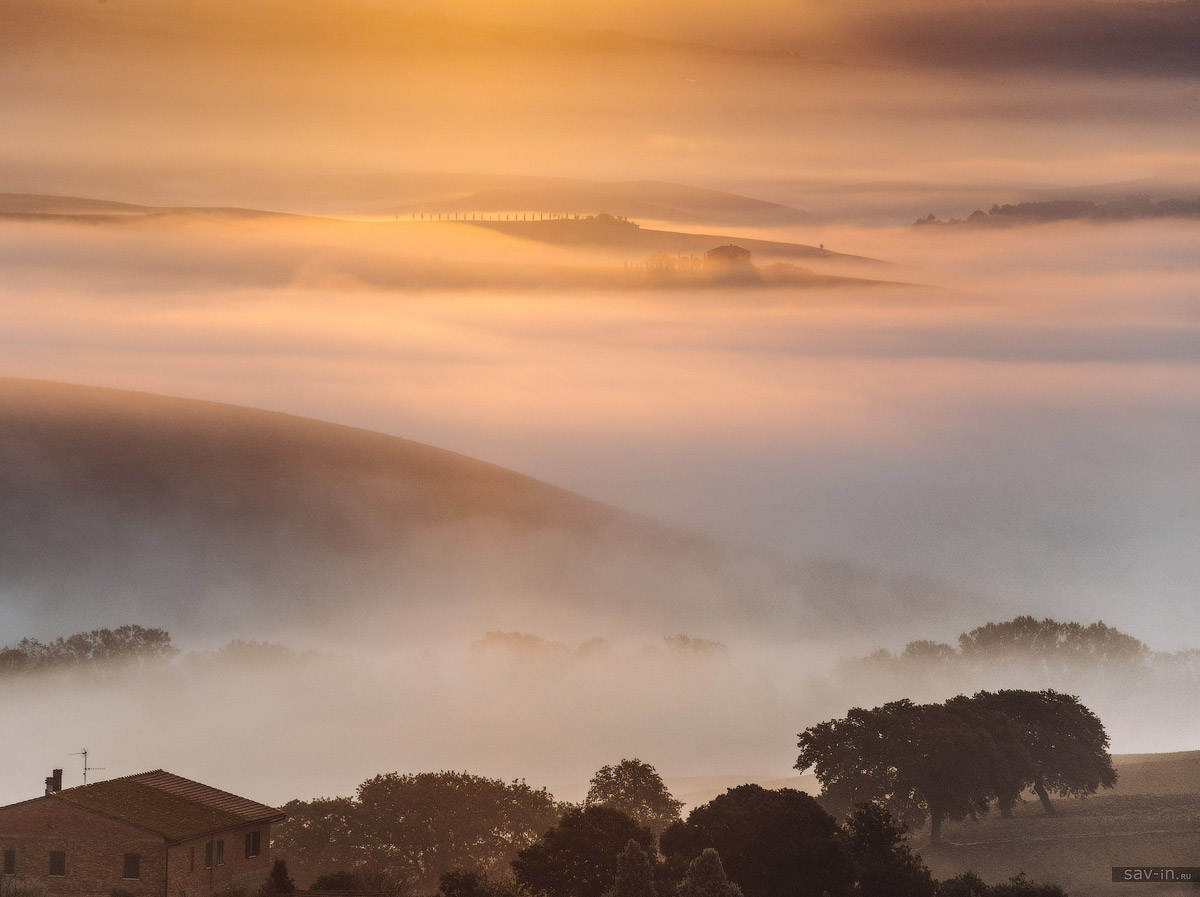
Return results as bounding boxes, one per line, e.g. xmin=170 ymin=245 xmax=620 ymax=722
xmin=921 ymin=794 xmax=1200 ymax=896
xmin=912 ymin=753 xmax=1200 ymax=896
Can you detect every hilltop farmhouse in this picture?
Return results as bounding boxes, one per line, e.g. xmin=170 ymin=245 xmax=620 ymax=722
xmin=0 ymin=770 xmax=285 ymax=897
xmin=703 ymin=244 xmax=752 ymax=269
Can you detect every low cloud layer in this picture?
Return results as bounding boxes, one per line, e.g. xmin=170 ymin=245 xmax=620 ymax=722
xmin=0 ymin=213 xmax=1197 ymax=655
xmin=1 ymin=623 xmax=1194 ymax=813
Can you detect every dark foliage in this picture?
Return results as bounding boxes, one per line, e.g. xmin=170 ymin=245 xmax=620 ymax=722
xmin=437 ymin=871 xmax=519 ymax=897
xmin=937 ymin=871 xmax=1066 ymax=897
xmin=512 ymin=806 xmax=653 ymax=897
xmin=604 ymin=840 xmax=657 ymax=897
xmin=857 ymin=617 xmax=1150 ymax=676
xmin=0 ymin=624 xmax=178 ymax=673
xmin=958 ymin=618 xmax=1148 ymax=666
xmin=676 ymin=849 xmax=742 ymax=897
xmin=915 ymin=197 xmax=1200 ymax=228
xmin=797 ymin=689 xmax=1113 ymax=841
xmin=660 ymin=785 xmax=855 ymax=897
xmin=274 ymin=797 xmax=360 ymax=887
xmin=585 ymin=759 xmax=683 ymax=835
xmin=796 ymin=700 xmax=1014 ymax=843
xmin=843 ymin=803 xmax=935 ymax=897
xmin=311 ymin=872 xmax=366 ymax=892
xmin=274 ymin=773 xmax=559 ymax=892
xmin=967 ymin=690 xmax=1116 ymax=816
xmin=260 ymin=860 xmax=297 ymax=897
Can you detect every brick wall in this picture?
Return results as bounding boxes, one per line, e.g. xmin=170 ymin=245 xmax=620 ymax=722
xmin=166 ymin=823 xmax=274 ymax=897
xmin=0 ymin=800 xmax=274 ymax=897
xmin=0 ymin=798 xmax=166 ymax=897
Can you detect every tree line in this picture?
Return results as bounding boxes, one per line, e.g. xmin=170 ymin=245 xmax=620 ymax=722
xmin=0 ymin=624 xmax=178 ymax=673
xmin=855 ymin=616 xmax=1158 ymax=675
xmin=275 ymin=758 xmax=1068 ymax=897
xmin=914 ymin=196 xmax=1200 ymax=227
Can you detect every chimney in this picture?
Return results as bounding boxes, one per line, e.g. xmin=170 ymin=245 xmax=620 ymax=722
xmin=45 ymin=768 xmax=62 ymax=795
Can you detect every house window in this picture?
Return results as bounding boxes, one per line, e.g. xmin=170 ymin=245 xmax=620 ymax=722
xmin=123 ymin=853 xmax=141 ymax=880
xmin=3 ymin=850 xmax=15 ymax=875
xmin=205 ymin=842 xmax=213 ymax=870
xmin=49 ymin=850 xmax=66 ymax=877
xmin=244 ymin=831 xmax=261 ymax=859
xmin=216 ymin=840 xmax=224 ymax=867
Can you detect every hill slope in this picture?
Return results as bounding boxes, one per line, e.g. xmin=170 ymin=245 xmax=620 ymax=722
xmin=376 ymin=176 xmax=820 ymax=227
xmin=467 ymin=216 xmax=895 ymax=272
xmin=0 ymin=379 xmax=740 ymax=642
xmin=1112 ymin=750 xmax=1200 ymax=795
xmin=0 ymin=380 xmax=970 ymax=646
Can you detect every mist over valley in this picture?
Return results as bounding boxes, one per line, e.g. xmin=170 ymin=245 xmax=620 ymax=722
xmin=2 ymin=1 xmax=1199 ymax=893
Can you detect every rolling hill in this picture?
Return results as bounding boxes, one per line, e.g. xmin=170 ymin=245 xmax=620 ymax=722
xmin=467 ymin=214 xmax=893 ymax=271
xmin=1112 ymin=750 xmax=1200 ymax=796
xmin=0 ymin=379 xmax=720 ymax=643
xmin=0 ymin=380 xmax=968 ymax=646
xmin=373 ymin=175 xmax=821 ymax=227
xmin=0 ymin=193 xmax=904 ymax=289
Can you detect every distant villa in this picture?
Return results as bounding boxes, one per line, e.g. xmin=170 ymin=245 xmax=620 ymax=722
xmin=704 ymin=244 xmax=752 ymax=268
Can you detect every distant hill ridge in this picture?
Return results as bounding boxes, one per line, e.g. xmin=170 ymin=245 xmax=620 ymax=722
xmin=0 ymin=177 xmax=819 ymax=229
xmin=377 ymin=176 xmax=821 ymax=226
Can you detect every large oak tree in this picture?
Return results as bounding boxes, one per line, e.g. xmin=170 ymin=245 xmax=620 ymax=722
xmin=965 ymin=689 xmax=1116 ymax=816
xmin=796 ymin=690 xmax=1115 ymax=842
xmin=797 ymin=700 xmax=1018 ymax=843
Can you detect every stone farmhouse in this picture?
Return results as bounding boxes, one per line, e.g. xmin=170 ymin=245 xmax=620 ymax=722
xmin=0 ymin=770 xmax=285 ymax=897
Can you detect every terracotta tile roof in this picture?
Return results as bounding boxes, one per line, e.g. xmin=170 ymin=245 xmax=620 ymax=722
xmin=125 ymin=770 xmax=284 ymax=823
xmin=52 ymin=771 xmax=284 ymax=842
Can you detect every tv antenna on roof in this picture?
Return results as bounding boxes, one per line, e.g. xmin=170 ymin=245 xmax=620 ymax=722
xmin=69 ymin=748 xmax=104 ymax=785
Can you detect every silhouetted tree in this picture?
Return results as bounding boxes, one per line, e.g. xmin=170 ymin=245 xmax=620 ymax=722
xmin=677 ymin=850 xmax=742 ymax=897
xmin=259 ymin=860 xmax=296 ymax=897
xmin=857 ymin=617 xmax=1153 ymax=676
xmin=967 ymin=689 xmax=1116 ymax=816
xmin=512 ymin=806 xmax=653 ymax=897
xmin=900 ymin=641 xmax=959 ymax=664
xmin=797 ymin=700 xmax=1016 ymax=843
xmin=842 ymin=803 xmax=935 ymax=897
xmin=356 ymin=772 xmax=560 ymax=894
xmin=586 ymin=759 xmax=683 ymax=835
xmin=604 ymin=840 xmax=657 ymax=897
xmin=660 ymin=785 xmax=854 ymax=897
xmin=958 ymin=617 xmax=1148 ymax=668
xmin=273 ymin=796 xmax=360 ymax=886
xmin=0 ymin=625 xmax=178 ymax=674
